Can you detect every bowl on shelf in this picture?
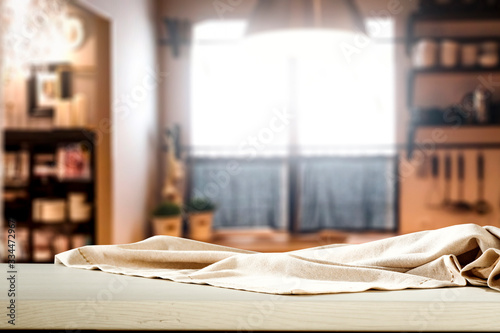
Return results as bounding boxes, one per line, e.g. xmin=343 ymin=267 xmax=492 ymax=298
xmin=489 ymin=103 xmax=500 ymax=124
xmin=413 ymin=105 xmax=478 ymax=126
xmin=413 ymin=108 xmax=446 ymax=125
xmin=32 ymin=199 xmax=66 ymax=223
xmin=69 ymin=203 xmax=92 ymax=223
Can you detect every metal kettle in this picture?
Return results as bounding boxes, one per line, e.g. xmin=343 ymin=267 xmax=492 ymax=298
xmin=473 ymin=85 xmax=492 ymax=124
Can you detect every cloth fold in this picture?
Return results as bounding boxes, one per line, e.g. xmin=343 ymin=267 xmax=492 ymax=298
xmin=55 ymin=224 xmax=500 ymax=294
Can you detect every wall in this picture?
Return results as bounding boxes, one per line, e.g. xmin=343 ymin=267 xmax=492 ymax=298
xmin=65 ymin=4 xmax=113 ymax=246
xmin=78 ymin=0 xmax=160 ymax=244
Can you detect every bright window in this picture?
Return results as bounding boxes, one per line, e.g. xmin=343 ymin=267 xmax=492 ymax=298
xmin=191 ymin=19 xmax=395 ymax=156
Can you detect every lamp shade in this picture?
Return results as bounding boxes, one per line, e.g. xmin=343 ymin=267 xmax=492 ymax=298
xmin=246 ymin=0 xmax=366 ymax=36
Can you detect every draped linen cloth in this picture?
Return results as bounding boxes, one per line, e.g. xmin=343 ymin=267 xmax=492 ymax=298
xmin=55 ymin=224 xmax=500 ymax=295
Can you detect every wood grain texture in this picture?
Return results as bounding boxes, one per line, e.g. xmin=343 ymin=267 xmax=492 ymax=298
xmin=1 ymin=264 xmax=500 ymax=331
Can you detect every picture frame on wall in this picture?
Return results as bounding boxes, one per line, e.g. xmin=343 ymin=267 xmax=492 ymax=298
xmin=36 ymin=71 xmax=58 ymax=109
xmin=27 ymin=63 xmax=72 ymax=118
xmin=56 ymin=142 xmax=92 ymax=181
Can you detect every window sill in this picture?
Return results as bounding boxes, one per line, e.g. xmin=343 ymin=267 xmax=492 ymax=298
xmin=210 ymin=229 xmax=396 ymax=252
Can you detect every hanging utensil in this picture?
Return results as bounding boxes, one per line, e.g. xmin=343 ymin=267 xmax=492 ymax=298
xmin=475 ymin=151 xmax=491 ymax=215
xmin=426 ymin=153 xmax=441 ymax=208
xmin=473 ymin=85 xmax=492 ymax=124
xmin=416 ymin=150 xmax=429 ymax=179
xmin=452 ymin=151 xmax=472 ymax=212
xmin=442 ymin=152 xmax=452 ymax=208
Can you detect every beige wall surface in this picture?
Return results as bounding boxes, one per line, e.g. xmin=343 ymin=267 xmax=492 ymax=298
xmin=79 ymin=0 xmax=160 ymax=244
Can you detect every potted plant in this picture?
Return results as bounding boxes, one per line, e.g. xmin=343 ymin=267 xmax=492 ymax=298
xmin=152 ymin=201 xmax=182 ymax=237
xmin=186 ymin=198 xmax=216 ymax=242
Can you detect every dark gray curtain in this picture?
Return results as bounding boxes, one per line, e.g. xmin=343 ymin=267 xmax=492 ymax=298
xmin=298 ymin=156 xmax=396 ymax=232
xmin=191 ymin=159 xmax=285 ymax=229
xmin=191 ymin=156 xmax=396 ymax=231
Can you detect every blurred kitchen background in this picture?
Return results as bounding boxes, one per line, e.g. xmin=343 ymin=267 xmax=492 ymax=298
xmin=2 ymin=0 xmax=500 ymax=262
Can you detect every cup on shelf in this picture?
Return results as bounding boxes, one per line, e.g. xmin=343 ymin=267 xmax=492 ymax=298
xmin=68 ymin=192 xmax=87 ymax=204
xmin=72 ymin=234 xmax=89 ymax=248
xmin=461 ymin=43 xmax=478 ymax=67
xmin=53 ymin=234 xmax=70 ymax=253
xmin=32 ymin=199 xmax=66 ymax=223
xmin=69 ymin=203 xmax=92 ymax=223
xmin=478 ymin=41 xmax=498 ymax=68
xmin=413 ymin=39 xmax=438 ymax=68
xmin=67 ymin=192 xmax=91 ymax=223
xmin=440 ymin=39 xmax=459 ymax=68
xmin=473 ymin=85 xmax=492 ymax=124
xmin=479 ymin=54 xmax=498 ymax=67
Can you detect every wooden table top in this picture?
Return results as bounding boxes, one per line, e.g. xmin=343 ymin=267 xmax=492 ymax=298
xmin=1 ymin=263 xmax=500 ymax=331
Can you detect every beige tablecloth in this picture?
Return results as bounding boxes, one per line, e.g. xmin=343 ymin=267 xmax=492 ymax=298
xmin=55 ymin=223 xmax=500 ymax=294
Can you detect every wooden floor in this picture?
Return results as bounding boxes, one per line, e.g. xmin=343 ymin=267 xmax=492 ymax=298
xmin=210 ymin=229 xmax=397 ymax=252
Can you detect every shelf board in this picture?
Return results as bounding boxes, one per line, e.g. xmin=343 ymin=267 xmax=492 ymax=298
xmin=411 ymin=126 xmax=500 ymax=150
xmin=415 ymin=123 xmax=500 ymax=128
xmin=31 ymin=221 xmax=94 ymax=232
xmin=3 ymin=201 xmax=30 ymax=209
xmin=31 ymin=178 xmax=93 ymax=185
xmin=412 ymin=11 xmax=500 ymax=22
xmin=411 ymin=66 xmax=500 ymax=74
xmin=1 ymin=219 xmax=93 ymax=227
xmin=57 ymin=179 xmax=93 ymax=184
xmin=410 ymin=36 xmax=500 ymax=43
xmin=5 ymin=129 xmax=95 ymax=146
xmin=2 ymin=128 xmax=97 ymax=264
xmin=3 ymin=184 xmax=29 ymax=190
xmin=2 ymin=221 xmax=30 ymax=228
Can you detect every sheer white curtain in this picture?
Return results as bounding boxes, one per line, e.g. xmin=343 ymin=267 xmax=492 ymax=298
xmin=190 ymin=18 xmax=395 ymax=156
xmin=295 ymin=40 xmax=395 ymax=155
xmin=190 ymin=19 xmax=396 ymax=230
xmin=191 ymin=21 xmax=289 ymax=157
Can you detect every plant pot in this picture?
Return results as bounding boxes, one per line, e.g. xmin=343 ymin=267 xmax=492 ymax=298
xmin=188 ymin=212 xmax=214 ymax=242
xmin=152 ymin=216 xmax=182 ymax=237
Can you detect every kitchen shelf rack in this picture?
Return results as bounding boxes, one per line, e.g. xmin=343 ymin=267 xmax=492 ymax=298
xmin=410 ymin=11 xmax=500 ymax=21
xmin=406 ymin=10 xmax=500 ymax=54
xmin=2 ymin=129 xmax=96 ymax=263
xmin=410 ymin=66 xmax=500 ymax=74
xmin=406 ymin=142 xmax=500 ymax=150
xmin=406 ymin=9 xmax=500 ymax=158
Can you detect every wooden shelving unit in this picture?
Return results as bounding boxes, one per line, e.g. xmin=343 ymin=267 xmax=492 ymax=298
xmin=410 ymin=66 xmax=500 ymax=74
xmin=406 ymin=7 xmax=500 ymax=157
xmin=405 ymin=10 xmax=500 ymax=54
xmin=3 ymin=129 xmax=96 ymax=262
